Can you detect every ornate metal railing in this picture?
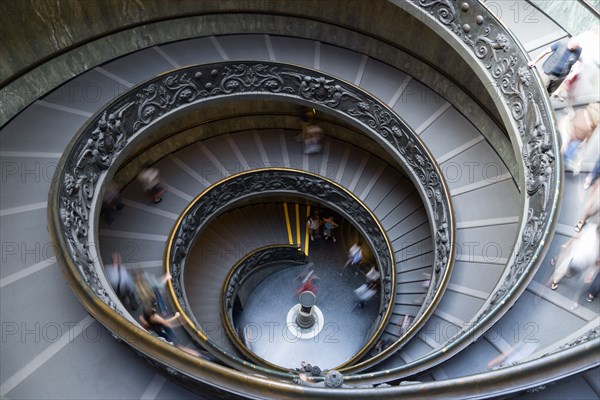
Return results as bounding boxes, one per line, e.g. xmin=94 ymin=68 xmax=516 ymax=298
xmin=48 ymin=58 xmax=454 ymax=376
xmin=336 ymin=0 xmax=565 ymax=384
xmin=221 ymin=245 xmax=307 ymax=365
xmin=165 ymin=168 xmax=396 ymax=369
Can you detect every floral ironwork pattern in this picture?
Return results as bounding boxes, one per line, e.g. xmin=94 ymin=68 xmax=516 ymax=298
xmin=53 ymin=61 xmax=453 ymax=325
xmin=168 ymin=170 xmax=395 ymax=321
xmin=411 ymin=0 xmax=561 ymax=361
xmin=59 ymin=102 xmax=135 ymax=309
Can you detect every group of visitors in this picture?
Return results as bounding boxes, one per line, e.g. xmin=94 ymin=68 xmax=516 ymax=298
xmin=107 ymin=250 xmax=199 ymax=356
xmin=306 ymin=212 xmax=339 ymax=242
xmin=529 ymin=31 xmax=600 ymax=306
xmin=295 ymin=231 xmax=380 ymax=309
xmin=549 ymin=179 xmax=600 ymax=304
xmin=529 ymin=31 xmax=599 ymax=176
xmin=107 ymin=252 xmax=174 ymax=336
xmin=97 ymin=29 xmax=597 ymax=374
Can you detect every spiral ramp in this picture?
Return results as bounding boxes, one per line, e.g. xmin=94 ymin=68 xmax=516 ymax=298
xmin=1 ymin=1 xmax=599 ymax=399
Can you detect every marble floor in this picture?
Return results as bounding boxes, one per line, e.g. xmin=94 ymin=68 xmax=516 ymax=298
xmin=235 ymin=237 xmax=381 ymax=370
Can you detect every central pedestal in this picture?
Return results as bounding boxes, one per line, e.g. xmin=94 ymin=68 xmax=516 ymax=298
xmin=296 ymin=291 xmax=317 ymax=328
xmin=235 ymin=263 xmax=379 ymax=368
xmin=286 ymin=291 xmax=324 ymax=340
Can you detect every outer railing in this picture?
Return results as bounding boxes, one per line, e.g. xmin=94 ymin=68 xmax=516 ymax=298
xmin=338 ymin=0 xmax=567 ymax=384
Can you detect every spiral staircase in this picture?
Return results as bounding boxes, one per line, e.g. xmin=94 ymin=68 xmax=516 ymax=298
xmin=1 ymin=1 xmax=599 ymax=399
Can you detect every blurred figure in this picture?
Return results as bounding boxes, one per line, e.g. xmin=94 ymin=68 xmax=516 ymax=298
xmin=585 ymin=262 xmax=600 ymax=302
xmin=296 ymin=269 xmax=318 ymax=295
xmin=356 ymin=266 xmax=382 ymax=309
xmin=374 ymin=337 xmax=392 ymax=353
xmin=139 ymin=305 xmax=201 ymax=356
xmin=296 ymin=276 xmax=318 ymax=296
xmin=135 ymin=269 xmax=172 ymax=317
xmin=549 ymin=61 xmax=582 ymax=105
xmin=550 ymin=223 xmax=599 ymax=290
xmin=365 ymin=266 xmax=381 ymax=283
xmin=295 ymin=262 xmax=315 ymax=284
xmin=584 ymin=157 xmax=600 ymax=190
xmin=342 ymin=242 xmax=363 ymax=274
xmin=322 ymin=216 xmax=339 ymax=242
xmin=575 ymin=180 xmax=599 ymax=233
xmin=487 ymin=342 xmax=539 ymax=370
xmin=139 ymin=305 xmax=179 ymax=344
xmin=528 ymin=36 xmax=582 ymax=93
xmin=559 ymin=27 xmax=600 ymax=106
xmin=307 ymin=214 xmax=322 ymax=241
xmin=557 ymin=103 xmax=599 ymax=174
xmin=138 ymin=167 xmax=166 ymax=204
xmin=303 ymin=124 xmax=323 ymax=155
xmin=353 ymin=281 xmax=377 ymax=309
xmin=399 ymin=314 xmax=413 ymax=335
xmin=147 ymin=271 xmax=172 ymax=316
xmin=298 ymin=108 xmax=323 ymax=154
xmin=101 ymin=182 xmax=125 ymax=225
xmin=422 ymin=272 xmax=432 ymax=289
xmin=106 ymin=251 xmax=139 ymax=310
xmin=134 ymin=270 xmax=153 ymax=307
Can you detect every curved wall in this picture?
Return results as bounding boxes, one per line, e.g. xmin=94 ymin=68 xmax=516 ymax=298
xmin=0 ymin=0 xmax=504 ymax=146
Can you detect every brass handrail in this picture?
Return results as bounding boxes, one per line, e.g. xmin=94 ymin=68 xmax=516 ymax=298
xmin=165 ymin=168 xmax=398 ymax=371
